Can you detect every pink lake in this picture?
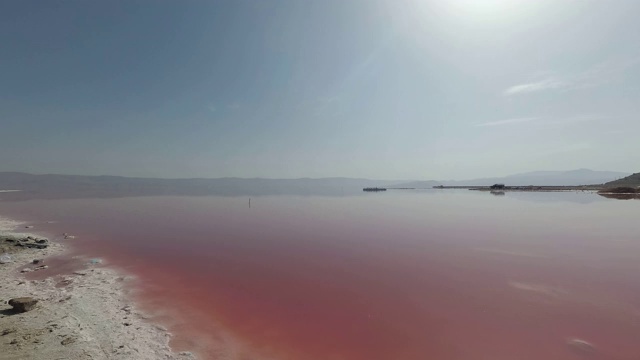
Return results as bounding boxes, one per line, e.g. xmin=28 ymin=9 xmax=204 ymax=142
xmin=2 ymin=190 xmax=640 ymax=359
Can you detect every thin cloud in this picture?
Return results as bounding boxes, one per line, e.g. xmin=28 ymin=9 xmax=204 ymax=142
xmin=476 ymin=117 xmax=539 ymax=127
xmin=577 ymin=56 xmax=640 ymax=87
xmin=548 ymin=114 xmax=603 ymax=125
xmin=503 ymin=78 xmax=567 ymax=96
xmin=475 ymin=114 xmax=602 ymax=128
xmin=504 ymin=56 xmax=640 ymax=96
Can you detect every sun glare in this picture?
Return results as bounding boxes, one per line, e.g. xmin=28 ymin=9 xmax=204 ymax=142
xmin=424 ymin=0 xmax=528 ymax=23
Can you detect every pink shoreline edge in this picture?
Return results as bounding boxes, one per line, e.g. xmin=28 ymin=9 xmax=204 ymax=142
xmin=0 ymin=213 xmax=197 ymax=359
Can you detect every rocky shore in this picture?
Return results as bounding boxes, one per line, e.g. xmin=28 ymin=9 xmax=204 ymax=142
xmin=0 ymin=217 xmax=195 ymax=360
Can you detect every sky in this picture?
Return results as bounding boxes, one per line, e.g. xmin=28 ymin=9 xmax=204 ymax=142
xmin=1 ymin=0 xmax=639 ymax=180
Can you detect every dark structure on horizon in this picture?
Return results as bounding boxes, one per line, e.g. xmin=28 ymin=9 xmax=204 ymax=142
xmin=363 ymin=187 xmax=387 ymax=192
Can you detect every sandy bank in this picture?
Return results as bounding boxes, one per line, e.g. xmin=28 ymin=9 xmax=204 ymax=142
xmin=0 ymin=216 xmax=195 ymax=360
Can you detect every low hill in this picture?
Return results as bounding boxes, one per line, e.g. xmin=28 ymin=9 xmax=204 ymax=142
xmin=389 ymin=180 xmax=442 ymax=188
xmin=453 ymin=169 xmax=629 ymax=186
xmin=602 ymin=172 xmax=640 ymax=188
xmin=392 ymin=169 xmax=629 ymax=188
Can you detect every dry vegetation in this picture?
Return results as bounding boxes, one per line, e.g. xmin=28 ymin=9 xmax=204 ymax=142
xmin=598 ymin=187 xmax=638 ymax=194
xmin=603 ymin=172 xmax=640 ymax=188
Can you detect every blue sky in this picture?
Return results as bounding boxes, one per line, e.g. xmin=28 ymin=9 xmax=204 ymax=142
xmin=1 ymin=0 xmax=639 ymax=179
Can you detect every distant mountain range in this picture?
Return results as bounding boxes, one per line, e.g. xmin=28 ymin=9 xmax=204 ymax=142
xmin=389 ymin=180 xmax=442 ymax=188
xmin=0 ymin=172 xmax=402 ymax=200
xmin=392 ymin=169 xmax=631 ymax=188
xmin=0 ymin=169 xmax=632 ymax=201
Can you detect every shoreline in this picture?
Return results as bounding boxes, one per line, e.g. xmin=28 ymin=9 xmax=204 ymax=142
xmin=0 ymin=215 xmax=196 ymax=360
xmin=432 ymin=185 xmax=603 ymax=191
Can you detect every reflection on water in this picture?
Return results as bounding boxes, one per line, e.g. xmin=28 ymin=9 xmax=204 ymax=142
xmin=1 ymin=191 xmax=640 ymax=360
xmin=598 ymin=193 xmax=640 ymax=200
xmin=499 ymin=190 xmax=608 ymax=204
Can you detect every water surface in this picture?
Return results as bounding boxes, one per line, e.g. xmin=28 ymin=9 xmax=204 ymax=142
xmin=2 ymin=190 xmax=639 ymax=359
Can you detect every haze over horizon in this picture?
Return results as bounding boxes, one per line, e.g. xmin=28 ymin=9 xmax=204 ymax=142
xmin=2 ymin=0 xmax=639 ymax=179
xmin=0 ymin=168 xmax=632 ymax=184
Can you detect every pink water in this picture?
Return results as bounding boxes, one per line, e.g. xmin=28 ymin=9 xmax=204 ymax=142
xmin=2 ymin=191 xmax=640 ymax=359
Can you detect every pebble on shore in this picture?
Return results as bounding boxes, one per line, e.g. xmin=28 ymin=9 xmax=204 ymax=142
xmin=8 ymin=297 xmax=38 ymax=313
